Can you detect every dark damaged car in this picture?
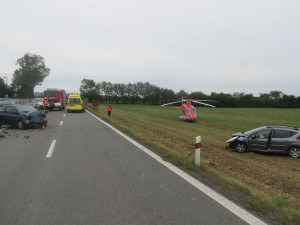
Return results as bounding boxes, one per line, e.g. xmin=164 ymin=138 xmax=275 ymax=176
xmin=226 ymin=125 xmax=300 ymax=158
xmin=0 ymin=104 xmax=47 ymax=129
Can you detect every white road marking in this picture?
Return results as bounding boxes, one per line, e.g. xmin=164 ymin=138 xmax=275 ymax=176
xmin=46 ymin=140 xmax=56 ymax=158
xmin=86 ymin=110 xmax=267 ymax=225
xmin=59 ymin=121 xmax=63 ymax=126
xmin=63 ymin=114 xmax=66 ymax=117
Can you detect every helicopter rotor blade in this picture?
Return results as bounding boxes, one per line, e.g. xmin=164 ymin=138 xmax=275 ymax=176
xmin=161 ymin=100 xmax=182 ymax=106
xmin=182 ymin=99 xmax=218 ymax=103
xmin=191 ymin=100 xmax=216 ymax=108
xmin=192 ymin=99 xmax=218 ymax=102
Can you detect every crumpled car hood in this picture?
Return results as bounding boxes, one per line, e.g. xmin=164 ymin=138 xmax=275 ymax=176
xmin=23 ymin=110 xmax=46 ymax=118
xmin=232 ymin=132 xmax=248 ymax=137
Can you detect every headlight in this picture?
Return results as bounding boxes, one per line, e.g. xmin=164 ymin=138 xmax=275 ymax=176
xmin=226 ymin=136 xmax=238 ymax=143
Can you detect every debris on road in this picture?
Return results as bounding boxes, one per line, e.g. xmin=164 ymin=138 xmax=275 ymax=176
xmin=0 ymin=127 xmax=36 ymax=140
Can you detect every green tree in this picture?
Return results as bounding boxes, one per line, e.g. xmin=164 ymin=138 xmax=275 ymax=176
xmin=113 ymin=83 xmax=127 ymax=103
xmin=0 ymin=77 xmax=6 ymax=97
xmin=11 ymin=53 xmax=50 ymax=98
xmin=80 ymin=79 xmax=99 ymax=101
xmin=160 ymin=88 xmax=176 ymax=103
xmin=210 ymin=92 xmax=236 ymax=107
xmin=99 ymin=81 xmax=113 ymax=103
xmin=269 ymin=90 xmax=283 ymax=107
xmin=280 ymin=94 xmax=298 ymax=108
xmin=176 ymin=89 xmax=188 ymax=99
xmin=232 ymin=92 xmax=255 ymax=107
xmin=257 ymin=93 xmax=272 ymax=107
xmin=189 ymin=91 xmax=208 ymax=100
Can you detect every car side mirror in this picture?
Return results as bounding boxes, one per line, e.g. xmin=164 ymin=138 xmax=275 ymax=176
xmin=250 ymin=134 xmax=257 ymax=139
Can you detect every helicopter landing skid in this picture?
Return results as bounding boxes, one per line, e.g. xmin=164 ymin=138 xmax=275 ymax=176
xmin=179 ymin=115 xmax=195 ymax=122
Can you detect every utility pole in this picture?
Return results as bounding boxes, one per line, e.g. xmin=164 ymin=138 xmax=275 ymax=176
xmin=3 ymin=76 xmax=8 ymax=99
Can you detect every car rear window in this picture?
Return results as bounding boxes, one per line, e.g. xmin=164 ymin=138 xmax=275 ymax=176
xmin=69 ymin=98 xmax=80 ymax=103
xmin=272 ymin=129 xmax=297 ymax=138
xmin=33 ymin=98 xmax=43 ymax=102
xmin=0 ymin=106 xmax=5 ymax=112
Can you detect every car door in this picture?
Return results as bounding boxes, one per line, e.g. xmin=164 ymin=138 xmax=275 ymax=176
xmin=248 ymin=129 xmax=272 ymax=152
xmin=4 ymin=106 xmax=19 ymax=126
xmin=269 ymin=129 xmax=297 ymax=153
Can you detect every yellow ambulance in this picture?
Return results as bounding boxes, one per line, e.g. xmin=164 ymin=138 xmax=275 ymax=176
xmin=66 ymin=93 xmax=85 ymax=112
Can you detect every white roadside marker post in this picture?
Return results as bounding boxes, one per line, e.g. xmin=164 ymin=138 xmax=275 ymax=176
xmin=195 ymin=136 xmax=201 ymax=166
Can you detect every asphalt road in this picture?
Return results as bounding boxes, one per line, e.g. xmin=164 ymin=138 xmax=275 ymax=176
xmin=0 ymin=110 xmax=268 ymax=225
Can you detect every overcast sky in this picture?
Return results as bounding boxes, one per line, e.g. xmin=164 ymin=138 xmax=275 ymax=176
xmin=1 ymin=0 xmax=300 ymax=96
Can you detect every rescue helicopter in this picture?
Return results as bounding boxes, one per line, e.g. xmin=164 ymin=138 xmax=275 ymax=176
xmin=161 ymin=97 xmax=216 ymax=122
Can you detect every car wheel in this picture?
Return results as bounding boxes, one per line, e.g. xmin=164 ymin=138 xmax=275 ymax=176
xmin=234 ymin=142 xmax=247 ymax=153
xmin=17 ymin=121 xmax=24 ymax=130
xmin=288 ymin=147 xmax=300 ymax=158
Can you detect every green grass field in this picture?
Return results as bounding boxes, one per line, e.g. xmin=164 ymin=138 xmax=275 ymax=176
xmin=90 ymin=104 xmax=300 ymax=225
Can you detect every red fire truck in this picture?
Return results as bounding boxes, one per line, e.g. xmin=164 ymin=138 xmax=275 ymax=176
xmin=43 ymin=89 xmax=66 ymax=111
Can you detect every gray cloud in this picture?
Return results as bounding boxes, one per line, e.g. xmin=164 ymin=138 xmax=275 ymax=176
xmin=1 ymin=0 xmax=300 ymax=96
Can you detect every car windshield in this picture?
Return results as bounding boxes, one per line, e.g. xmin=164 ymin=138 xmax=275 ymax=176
xmin=25 ymin=102 xmax=36 ymax=106
xmin=44 ymin=91 xmax=59 ymax=97
xmin=16 ymin=105 xmax=37 ymax=113
xmin=243 ymin=127 xmax=263 ymax=136
xmin=33 ymin=98 xmax=43 ymax=102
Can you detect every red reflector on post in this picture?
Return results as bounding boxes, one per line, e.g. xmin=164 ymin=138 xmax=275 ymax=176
xmin=196 ymin=143 xmax=201 ymax=149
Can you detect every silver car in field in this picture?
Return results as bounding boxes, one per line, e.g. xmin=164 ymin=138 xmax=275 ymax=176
xmin=226 ymin=125 xmax=300 ymax=158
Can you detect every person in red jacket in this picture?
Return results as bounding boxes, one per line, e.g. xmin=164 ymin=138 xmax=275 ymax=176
xmin=107 ymin=105 xmax=112 ymax=116
xmin=43 ymin=97 xmax=49 ymax=113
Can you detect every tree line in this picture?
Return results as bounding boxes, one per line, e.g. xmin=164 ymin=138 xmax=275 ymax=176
xmin=2 ymin=53 xmax=299 ymax=108
xmin=80 ymin=79 xmax=300 ymax=108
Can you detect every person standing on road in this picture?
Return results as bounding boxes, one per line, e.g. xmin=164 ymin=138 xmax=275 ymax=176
xmin=107 ymin=105 xmax=112 ymax=117
xmin=43 ymin=97 xmax=49 ymax=113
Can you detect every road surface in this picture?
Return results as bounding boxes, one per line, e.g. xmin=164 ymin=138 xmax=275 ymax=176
xmin=0 ymin=110 xmax=269 ymax=225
